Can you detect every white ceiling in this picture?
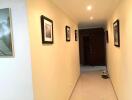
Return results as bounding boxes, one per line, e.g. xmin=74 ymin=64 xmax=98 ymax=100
xmin=50 ymin=0 xmax=121 ymax=28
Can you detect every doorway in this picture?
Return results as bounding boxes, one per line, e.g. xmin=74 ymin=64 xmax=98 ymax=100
xmin=83 ymin=36 xmax=91 ymax=65
xmin=79 ymin=28 xmax=106 ymax=69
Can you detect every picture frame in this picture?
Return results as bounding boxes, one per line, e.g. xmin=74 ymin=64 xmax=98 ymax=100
xmin=105 ymin=30 xmax=109 ymax=43
xmin=75 ymin=30 xmax=78 ymax=41
xmin=41 ymin=15 xmax=53 ymax=44
xmin=113 ymin=19 xmax=120 ymax=47
xmin=0 ymin=8 xmax=14 ymax=57
xmin=65 ymin=26 xmax=70 ymax=41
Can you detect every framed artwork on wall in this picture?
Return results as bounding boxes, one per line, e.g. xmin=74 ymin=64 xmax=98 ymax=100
xmin=105 ymin=30 xmax=109 ymax=43
xmin=113 ymin=19 xmax=120 ymax=47
xmin=0 ymin=8 xmax=14 ymax=57
xmin=65 ymin=26 xmax=70 ymax=41
xmin=41 ymin=15 xmax=53 ymax=44
xmin=75 ymin=30 xmax=78 ymax=41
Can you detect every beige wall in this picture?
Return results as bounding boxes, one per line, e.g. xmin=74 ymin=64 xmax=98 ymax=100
xmin=27 ymin=0 xmax=80 ymax=100
xmin=107 ymin=0 xmax=132 ymax=100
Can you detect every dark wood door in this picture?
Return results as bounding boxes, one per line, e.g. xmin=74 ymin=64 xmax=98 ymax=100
xmin=83 ymin=36 xmax=91 ymax=65
xmin=90 ymin=32 xmax=105 ymax=65
xmin=79 ymin=28 xmax=106 ymax=66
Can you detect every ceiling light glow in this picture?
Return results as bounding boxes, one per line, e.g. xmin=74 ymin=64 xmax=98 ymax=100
xmin=90 ymin=16 xmax=93 ymax=20
xmin=86 ymin=5 xmax=92 ymax=11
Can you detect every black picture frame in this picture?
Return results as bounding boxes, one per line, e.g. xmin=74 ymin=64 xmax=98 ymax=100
xmin=105 ymin=30 xmax=109 ymax=43
xmin=75 ymin=30 xmax=78 ymax=41
xmin=65 ymin=26 xmax=70 ymax=41
xmin=0 ymin=8 xmax=14 ymax=57
xmin=113 ymin=19 xmax=120 ymax=47
xmin=41 ymin=15 xmax=53 ymax=44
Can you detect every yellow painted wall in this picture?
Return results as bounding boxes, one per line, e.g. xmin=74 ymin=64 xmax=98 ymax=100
xmin=27 ymin=0 xmax=80 ymax=100
xmin=107 ymin=0 xmax=132 ymax=100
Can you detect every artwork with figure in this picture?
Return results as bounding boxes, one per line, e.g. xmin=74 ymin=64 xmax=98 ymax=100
xmin=113 ymin=20 xmax=120 ymax=47
xmin=0 ymin=8 xmax=13 ymax=56
xmin=45 ymin=23 xmax=52 ymax=38
xmin=75 ymin=30 xmax=78 ymax=41
xmin=41 ymin=15 xmax=53 ymax=44
xmin=67 ymin=28 xmax=70 ymax=40
xmin=65 ymin=26 xmax=70 ymax=41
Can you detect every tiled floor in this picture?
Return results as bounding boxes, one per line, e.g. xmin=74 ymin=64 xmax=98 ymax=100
xmin=70 ymin=70 xmax=117 ymax=100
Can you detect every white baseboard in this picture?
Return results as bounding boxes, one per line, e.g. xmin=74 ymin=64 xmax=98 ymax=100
xmin=68 ymin=75 xmax=80 ymax=100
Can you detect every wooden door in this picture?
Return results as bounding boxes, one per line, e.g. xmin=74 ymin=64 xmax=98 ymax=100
xmin=89 ymin=32 xmax=105 ymax=66
xmin=79 ymin=28 xmax=106 ymax=66
xmin=83 ymin=36 xmax=91 ymax=65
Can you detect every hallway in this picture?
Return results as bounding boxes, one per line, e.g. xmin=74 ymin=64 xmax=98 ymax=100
xmin=1 ymin=0 xmax=132 ymax=100
xmin=70 ymin=70 xmax=117 ymax=100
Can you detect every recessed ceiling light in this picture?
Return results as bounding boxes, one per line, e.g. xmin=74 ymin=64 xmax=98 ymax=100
xmin=90 ymin=16 xmax=93 ymax=20
xmin=86 ymin=5 xmax=92 ymax=11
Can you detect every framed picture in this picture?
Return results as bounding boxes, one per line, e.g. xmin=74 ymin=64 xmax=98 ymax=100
xmin=41 ymin=15 xmax=53 ymax=44
xmin=0 ymin=8 xmax=14 ymax=57
xmin=105 ymin=30 xmax=109 ymax=43
xmin=65 ymin=26 xmax=70 ymax=41
xmin=113 ymin=20 xmax=120 ymax=47
xmin=75 ymin=30 xmax=78 ymax=41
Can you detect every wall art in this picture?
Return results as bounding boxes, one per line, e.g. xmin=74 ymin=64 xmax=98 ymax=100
xmin=41 ymin=15 xmax=53 ymax=44
xmin=75 ymin=30 xmax=78 ymax=41
xmin=113 ymin=19 xmax=120 ymax=47
xmin=105 ymin=30 xmax=109 ymax=43
xmin=0 ymin=8 xmax=14 ymax=56
xmin=65 ymin=26 xmax=70 ymax=41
